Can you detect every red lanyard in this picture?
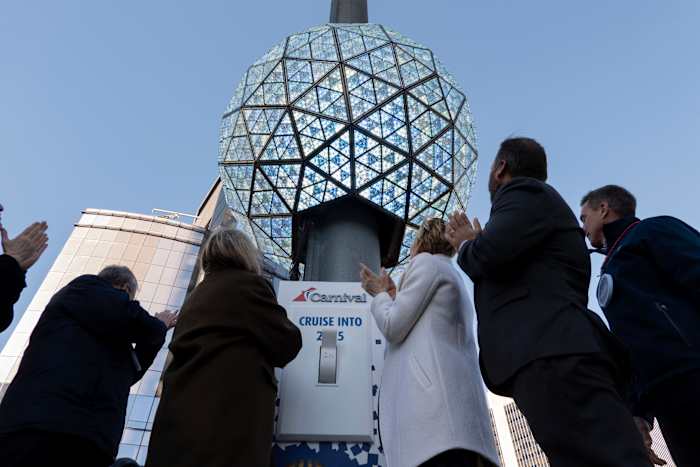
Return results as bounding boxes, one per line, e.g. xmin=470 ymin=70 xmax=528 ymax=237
xmin=602 ymin=221 xmax=640 ymax=269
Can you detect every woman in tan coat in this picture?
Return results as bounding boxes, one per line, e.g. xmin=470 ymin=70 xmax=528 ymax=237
xmin=146 ymin=228 xmax=302 ymax=467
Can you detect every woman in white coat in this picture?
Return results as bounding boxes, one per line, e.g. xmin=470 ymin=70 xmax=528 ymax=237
xmin=360 ymin=218 xmax=500 ymax=467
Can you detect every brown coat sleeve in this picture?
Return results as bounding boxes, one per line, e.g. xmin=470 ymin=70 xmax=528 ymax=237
xmin=240 ymin=275 xmax=302 ymax=368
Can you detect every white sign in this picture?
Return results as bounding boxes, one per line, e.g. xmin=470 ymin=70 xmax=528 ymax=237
xmin=276 ymin=281 xmax=375 ymax=442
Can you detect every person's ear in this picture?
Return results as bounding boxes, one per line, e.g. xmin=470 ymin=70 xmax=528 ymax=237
xmin=599 ymin=201 xmax=609 ymax=220
xmin=494 ymin=160 xmax=507 ymax=180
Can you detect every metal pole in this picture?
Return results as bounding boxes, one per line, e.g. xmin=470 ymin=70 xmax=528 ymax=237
xmin=329 ymin=0 xmax=368 ymax=23
xmin=303 ymin=201 xmax=381 ymax=282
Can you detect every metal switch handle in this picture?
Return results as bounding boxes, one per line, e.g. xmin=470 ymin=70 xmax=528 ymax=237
xmin=318 ymin=329 xmax=338 ymax=384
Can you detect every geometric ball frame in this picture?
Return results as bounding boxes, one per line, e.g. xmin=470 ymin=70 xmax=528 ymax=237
xmin=218 ymin=23 xmax=478 ymax=272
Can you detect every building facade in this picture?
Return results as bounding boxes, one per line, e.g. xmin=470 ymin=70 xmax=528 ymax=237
xmin=487 ymin=393 xmax=678 ymax=467
xmin=0 ymin=208 xmax=206 ymax=464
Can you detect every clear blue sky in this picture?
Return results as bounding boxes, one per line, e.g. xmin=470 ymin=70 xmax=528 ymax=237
xmin=2 ymin=1 xmax=699 ymax=346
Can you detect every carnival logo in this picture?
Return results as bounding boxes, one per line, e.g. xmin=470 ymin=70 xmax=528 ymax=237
xmin=292 ymin=287 xmax=367 ymax=304
xmin=293 ymin=288 xmax=317 ymax=302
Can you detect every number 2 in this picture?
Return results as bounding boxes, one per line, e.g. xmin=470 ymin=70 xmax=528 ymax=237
xmin=316 ymin=331 xmax=345 ymax=341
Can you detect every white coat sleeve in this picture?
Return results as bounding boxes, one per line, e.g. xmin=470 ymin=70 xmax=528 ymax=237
xmin=370 ymin=253 xmax=442 ymax=345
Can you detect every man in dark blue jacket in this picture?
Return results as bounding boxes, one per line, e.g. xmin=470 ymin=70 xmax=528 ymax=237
xmin=0 ymin=265 xmax=177 ymax=467
xmin=580 ymin=184 xmax=700 ymax=466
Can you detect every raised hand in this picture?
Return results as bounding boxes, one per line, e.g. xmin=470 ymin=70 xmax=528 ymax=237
xmin=1 ymin=221 xmax=49 ymax=271
xmin=360 ymin=263 xmax=391 ymax=297
xmin=445 ymin=211 xmax=482 ymax=251
xmin=380 ymin=268 xmax=397 ymax=299
xmin=155 ymin=310 xmax=179 ymax=329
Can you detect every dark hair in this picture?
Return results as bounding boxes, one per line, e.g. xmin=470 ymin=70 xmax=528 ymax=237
xmin=495 ymin=137 xmax=548 ymax=181
xmin=580 ymin=185 xmax=636 ymax=218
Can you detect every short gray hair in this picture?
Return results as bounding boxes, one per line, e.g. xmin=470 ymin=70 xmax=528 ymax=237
xmin=201 ymin=228 xmax=262 ymax=275
xmin=98 ymin=265 xmax=138 ymax=298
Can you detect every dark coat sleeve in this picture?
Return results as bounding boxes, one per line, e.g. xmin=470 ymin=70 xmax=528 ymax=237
xmin=130 ymin=302 xmax=168 ymax=380
xmin=244 ymin=276 xmax=302 ymax=368
xmin=457 ymin=181 xmax=552 ymax=281
xmin=60 ymin=284 xmax=166 ymax=379
xmin=0 ymin=254 xmax=26 ymax=332
xmin=638 ymin=217 xmax=700 ymax=307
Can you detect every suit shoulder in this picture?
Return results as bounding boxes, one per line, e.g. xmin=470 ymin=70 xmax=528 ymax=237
xmin=502 ymin=177 xmax=548 ymax=193
xmin=495 ymin=178 xmax=551 ymax=203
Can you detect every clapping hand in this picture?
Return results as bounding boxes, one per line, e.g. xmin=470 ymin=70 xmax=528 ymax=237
xmin=155 ymin=310 xmax=179 ymax=329
xmin=0 ymin=212 xmax=49 ymax=272
xmin=634 ymin=417 xmax=667 ymax=465
xmin=445 ymin=211 xmax=482 ymax=252
xmin=359 ymin=263 xmax=396 ymax=299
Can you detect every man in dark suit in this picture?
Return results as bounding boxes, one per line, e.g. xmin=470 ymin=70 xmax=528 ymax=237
xmin=580 ymin=185 xmax=700 ymax=466
xmin=0 ymin=203 xmax=48 ymax=332
xmin=0 ymin=265 xmax=177 ymax=467
xmin=445 ymin=138 xmax=653 ymax=466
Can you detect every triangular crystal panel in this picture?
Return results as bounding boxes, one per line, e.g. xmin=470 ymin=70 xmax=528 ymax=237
xmin=455 ymin=105 xmax=477 ymax=148
xmin=369 ymin=45 xmax=401 ymax=86
xmin=439 ymin=77 xmax=466 ymax=120
xmin=354 ymin=132 xmax=406 ymax=188
xmin=251 ymin=221 xmax=287 ymax=258
xmin=453 ymin=131 xmax=477 ymax=180
xmin=261 ymin=112 xmax=301 ymax=161
xmin=251 ymin=168 xmax=290 ymax=214
xmin=294 ymin=67 xmax=347 ymax=122
xmin=357 ymin=95 xmax=409 ymax=152
xmin=260 ymin=163 xmax=301 ymax=209
xmin=298 ymin=166 xmax=347 ymax=210
xmin=409 ymin=77 xmax=443 ymax=107
xmin=359 ymin=163 xmax=408 ymax=216
xmin=336 ymin=28 xmax=367 ymax=60
xmin=286 ymin=26 xmax=331 ymax=60
xmin=345 ymin=66 xmax=400 ymax=120
xmin=285 ymin=59 xmax=335 ymax=101
xmin=251 ymin=217 xmax=293 ymax=255
xmin=409 ymin=162 xmax=449 ymax=217
xmin=309 ymin=29 xmax=338 ymax=61
xmin=395 ymin=45 xmax=434 ymax=70
xmin=242 ymin=60 xmax=280 ymax=103
xmin=243 ymin=108 xmax=285 ymax=158
xmin=409 ymin=105 xmax=448 ymax=152
xmin=222 ymin=164 xmax=254 ymax=212
xmin=410 ymin=191 xmax=450 ymax=225
xmin=309 ymin=130 xmax=352 ymax=188
xmin=221 ymin=112 xmax=255 ymax=162
xmin=292 ymin=110 xmax=346 ymax=157
xmin=416 ymin=130 xmax=453 ymax=181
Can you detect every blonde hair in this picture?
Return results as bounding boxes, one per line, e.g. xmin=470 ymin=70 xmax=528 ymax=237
xmin=412 ymin=218 xmax=456 ymax=257
xmin=200 ymin=228 xmax=262 ymax=275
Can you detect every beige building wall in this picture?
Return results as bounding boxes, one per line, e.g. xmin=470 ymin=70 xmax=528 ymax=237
xmin=0 ymin=209 xmax=205 ymax=464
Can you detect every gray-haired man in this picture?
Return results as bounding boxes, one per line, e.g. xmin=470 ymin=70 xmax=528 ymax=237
xmin=0 ymin=265 xmax=177 ymax=467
